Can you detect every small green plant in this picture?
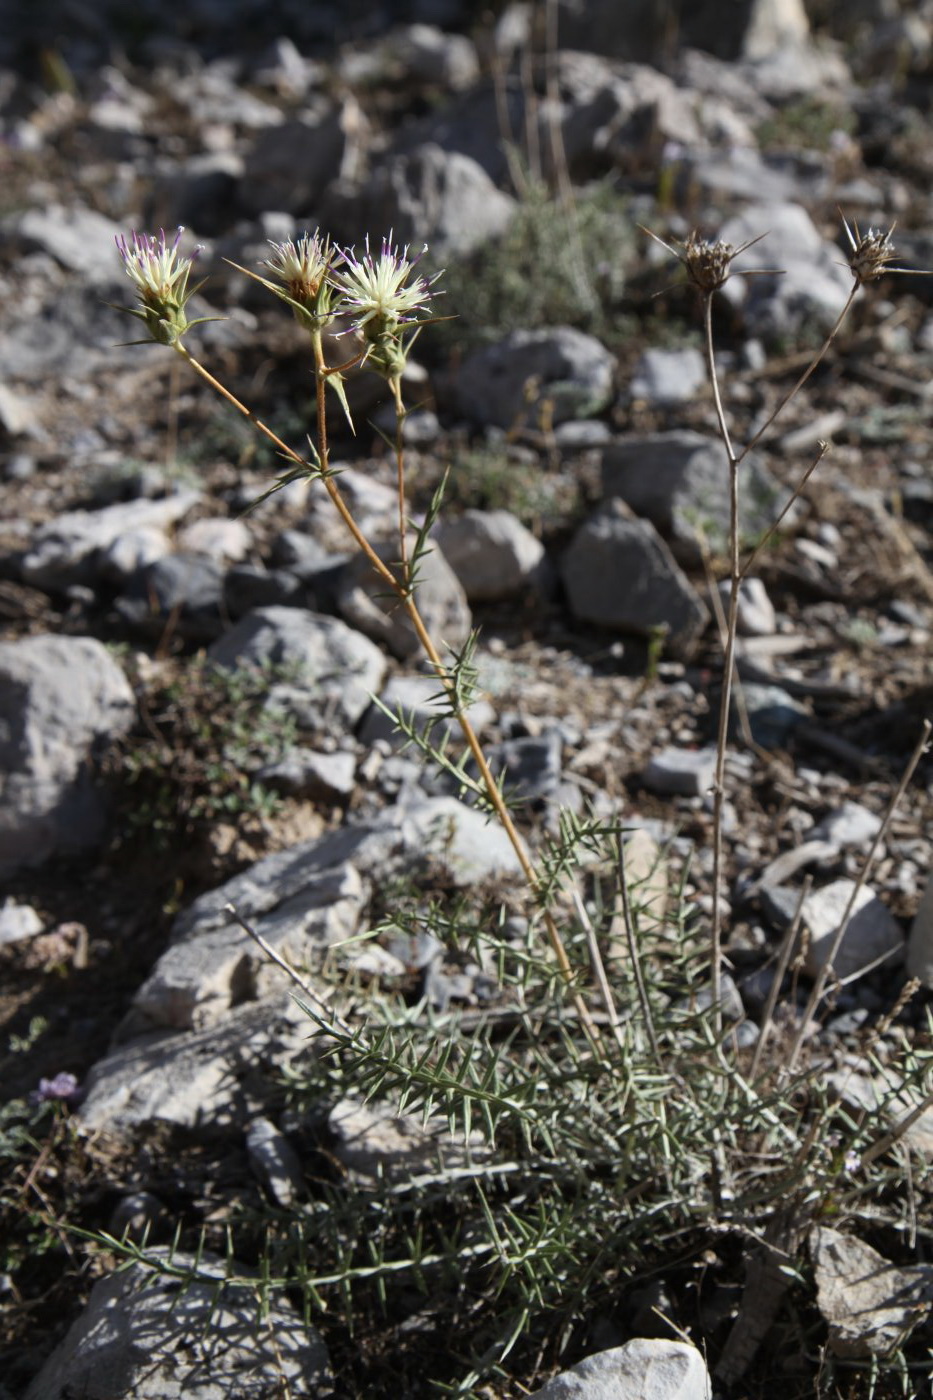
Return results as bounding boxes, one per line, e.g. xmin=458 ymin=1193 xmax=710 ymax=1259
xmin=756 ymin=96 xmax=856 ymax=153
xmin=111 ymin=659 xmax=299 ymax=848
xmin=432 ymin=181 xmax=635 ymax=352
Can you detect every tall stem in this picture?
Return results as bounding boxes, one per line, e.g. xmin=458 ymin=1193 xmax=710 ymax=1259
xmin=705 ymin=293 xmax=737 ymax=1037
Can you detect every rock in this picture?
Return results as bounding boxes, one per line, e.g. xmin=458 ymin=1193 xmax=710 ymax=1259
xmin=129 ymin=863 xmax=364 ymax=1034
xmin=0 ymin=635 xmax=134 ymax=876
xmin=329 ymin=143 xmax=516 ymax=259
xmin=556 ymin=53 xmax=703 ymax=179
xmin=490 ymin=730 xmax=564 ymax=805
xmin=643 ymin=747 xmax=717 ymax=798
xmin=359 ymin=672 xmax=495 ymax=747
xmin=562 ymin=506 xmax=709 ymax=660
xmin=719 ymin=202 xmax=853 ymax=341
xmin=9 ymin=203 xmax=127 ymax=285
xmin=799 ymin=879 xmax=904 ymax=982
xmin=721 ymin=577 xmax=776 ymax=636
xmin=223 ymin=563 xmax=304 ymax=617
xmin=149 ymin=152 xmax=244 ymax=237
xmin=630 ymin=347 xmax=706 ymax=406
xmin=811 ymin=1226 xmax=933 ymax=1358
xmin=907 ymin=878 xmax=933 ymax=988
xmin=207 ymin=605 xmax=387 ymax=731
xmin=176 ymin=517 xmax=251 ymax=563
xmin=239 ymin=98 xmax=367 ymax=216
xmin=169 ymin=795 xmax=523 ymax=950
xmin=0 ymin=382 xmax=38 ymax=436
xmin=98 ymin=525 xmax=174 ymax=583
xmin=742 ymin=0 xmax=811 ymax=60
xmin=258 ymin=747 xmax=356 ymax=801
xmin=108 ymin=1191 xmax=168 ymax=1242
xmin=79 ymin=996 xmax=310 ymax=1134
xmin=328 ymin=1095 xmax=486 ymax=1184
xmin=335 ymin=540 xmax=472 ymax=663
xmin=0 ymin=899 xmax=44 ymax=945
xmin=433 ymin=509 xmax=546 ymax=602
xmin=119 ymin=554 xmax=226 ymax=638
xmin=601 ymin=432 xmax=786 ymax=566
xmin=733 ymin=682 xmax=808 ymax=749
xmin=390 ymin=23 xmax=479 ymax=90
xmin=527 ymin=1338 xmax=712 ymax=1399
xmin=20 ymin=493 xmax=200 ymax=592
xmin=811 ymin=801 xmax=882 ymax=849
xmin=246 ymin=1117 xmax=305 ymax=1206
xmin=23 ymin=1250 xmax=332 ymax=1400
xmin=826 ymin=1062 xmax=933 ymax=1160
xmin=457 ymin=327 xmax=616 ymax=432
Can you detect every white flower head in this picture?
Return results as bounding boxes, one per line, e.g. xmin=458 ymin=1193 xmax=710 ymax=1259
xmin=114 ymin=226 xmax=204 ymax=344
xmin=265 ymin=230 xmax=334 ymax=311
xmin=116 ymin=226 xmax=200 ymax=304
xmin=330 ymin=234 xmax=442 ymax=340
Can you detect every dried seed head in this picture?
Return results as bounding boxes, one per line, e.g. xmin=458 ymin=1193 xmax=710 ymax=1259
xmin=682 ymin=233 xmax=740 ymax=293
xmin=640 ymin=224 xmax=772 ymax=296
xmin=843 ymin=217 xmax=901 ymax=285
xmin=839 ymin=211 xmax=932 ymax=286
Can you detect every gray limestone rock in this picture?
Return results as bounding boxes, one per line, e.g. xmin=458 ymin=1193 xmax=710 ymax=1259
xmin=359 ymin=673 xmax=495 ymax=747
xmin=434 ymin=509 xmax=547 ymax=602
xmin=457 ymin=327 xmax=616 ymax=432
xmin=208 ymin=605 xmax=387 ymax=731
xmin=562 ymin=505 xmax=709 ymax=660
xmin=330 ymin=143 xmax=516 ymax=258
xmin=799 ymin=879 xmax=904 ymax=982
xmin=811 ymin=1226 xmax=933 ymax=1359
xmin=601 ymin=432 xmax=786 ymax=565
xmin=246 ymin=1117 xmax=305 ymax=1206
xmin=20 ymin=493 xmax=200 ymax=593
xmin=335 ymin=541 xmax=472 ymax=662
xmin=643 ymin=747 xmax=717 ymax=798
xmin=239 ymin=98 xmax=367 ymax=216
xmin=23 ymin=1249 xmax=332 ymax=1400
xmin=719 ymin=202 xmax=853 ymax=341
xmin=0 ymin=635 xmax=134 ymax=875
xmin=79 ymin=996 xmax=310 ymax=1134
xmin=630 ymin=348 xmax=707 ymax=406
xmin=128 ymin=864 xmax=365 ymax=1034
xmin=527 ymin=1338 xmax=712 ymax=1399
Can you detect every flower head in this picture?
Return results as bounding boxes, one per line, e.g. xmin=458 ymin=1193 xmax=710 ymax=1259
xmin=115 ymin=226 xmax=203 ymax=345
xmin=840 ymin=213 xmax=926 ymax=286
xmin=30 ymin=1072 xmax=82 ymax=1107
xmin=641 ymin=225 xmax=773 ymax=295
xmin=330 ymin=235 xmax=441 ymax=342
xmin=264 ymin=230 xmax=336 ymax=322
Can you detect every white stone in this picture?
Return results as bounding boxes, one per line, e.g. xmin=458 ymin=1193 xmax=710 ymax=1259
xmin=0 ymin=899 xmax=44 ymax=945
xmin=811 ymin=1226 xmax=933 ymax=1358
xmin=23 ymin=1249 xmax=331 ymax=1399
xmin=527 ymin=1339 xmax=711 ymax=1399
xmin=801 ymin=880 xmax=903 ymax=981
xmin=176 ymin=516 xmax=251 ymax=563
xmin=0 ymin=635 xmax=135 ymax=875
xmin=643 ymin=747 xmax=717 ymax=798
xmin=434 ymin=509 xmax=546 ymax=602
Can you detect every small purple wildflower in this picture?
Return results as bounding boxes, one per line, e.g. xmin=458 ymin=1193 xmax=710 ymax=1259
xmin=31 ymin=1072 xmax=81 ymax=1107
xmin=330 ymin=234 xmax=441 ymax=340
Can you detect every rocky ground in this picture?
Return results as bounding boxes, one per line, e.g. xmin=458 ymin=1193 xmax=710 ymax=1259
xmin=2 ymin=2 xmax=933 ymax=1397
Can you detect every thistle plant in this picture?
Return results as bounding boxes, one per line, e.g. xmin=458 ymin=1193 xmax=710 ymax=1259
xmin=644 ymin=213 xmax=931 ymax=1033
xmin=107 ymin=214 xmax=933 ymax=1395
xmin=115 ymin=222 xmax=596 ymax=1039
